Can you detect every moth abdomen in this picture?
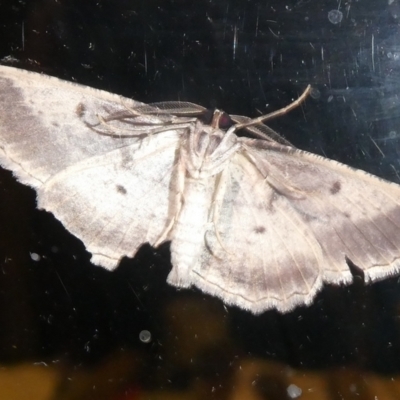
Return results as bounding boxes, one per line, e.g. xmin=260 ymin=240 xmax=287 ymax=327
xmin=168 ymin=178 xmax=214 ymax=287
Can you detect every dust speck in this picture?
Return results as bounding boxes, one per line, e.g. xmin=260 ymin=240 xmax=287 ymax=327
xmin=328 ymin=10 xmax=343 ymax=24
xmin=139 ymin=330 xmax=152 ymax=343
xmin=287 ymin=384 xmax=302 ymax=398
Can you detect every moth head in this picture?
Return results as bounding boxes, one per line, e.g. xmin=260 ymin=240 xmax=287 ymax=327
xmin=198 ymin=108 xmax=234 ymax=130
xmin=185 ymin=113 xmax=240 ymax=178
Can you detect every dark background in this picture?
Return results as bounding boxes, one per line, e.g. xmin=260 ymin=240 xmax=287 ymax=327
xmin=2 ymin=0 xmax=400 ymax=398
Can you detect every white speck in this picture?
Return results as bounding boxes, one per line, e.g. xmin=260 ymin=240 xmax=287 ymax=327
xmin=33 ymin=361 xmax=48 ymax=367
xmin=349 ymin=383 xmax=357 ymax=393
xmin=1 ymin=55 xmax=19 ymax=64
xmin=390 ymin=52 xmax=400 ymax=60
xmin=233 ymin=26 xmax=238 ymax=60
xmin=139 ymin=330 xmax=152 ymax=343
xmin=328 ymin=10 xmax=343 ymax=24
xmin=310 ymin=88 xmax=321 ymax=99
xmin=287 ymin=383 xmax=302 ymax=398
xmin=30 ymin=252 xmax=40 ymax=262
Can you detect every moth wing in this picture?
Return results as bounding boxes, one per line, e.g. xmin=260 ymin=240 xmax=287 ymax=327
xmin=190 ymin=150 xmax=331 ymax=314
xmin=244 ymin=140 xmax=400 ymax=283
xmin=191 ymin=139 xmax=400 ymax=314
xmin=0 ymin=66 xmax=146 ymax=188
xmin=37 ymin=130 xmax=181 ymax=270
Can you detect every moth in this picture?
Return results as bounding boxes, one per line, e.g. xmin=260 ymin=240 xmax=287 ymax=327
xmin=1 ymin=65 xmax=400 ymax=315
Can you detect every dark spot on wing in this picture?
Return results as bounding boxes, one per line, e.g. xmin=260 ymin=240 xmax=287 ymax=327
xmin=116 ymin=185 xmax=127 ymax=195
xmin=254 ymin=226 xmax=266 ymax=234
xmin=330 ymin=181 xmax=341 ymax=194
xmin=301 ymin=213 xmax=313 ymax=223
xmin=76 ymin=103 xmax=85 ymax=117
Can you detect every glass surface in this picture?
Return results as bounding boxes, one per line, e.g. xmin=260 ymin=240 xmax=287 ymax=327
xmin=1 ymin=0 xmax=400 ymax=399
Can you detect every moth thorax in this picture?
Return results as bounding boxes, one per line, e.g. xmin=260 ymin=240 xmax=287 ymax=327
xmin=194 ymin=130 xmax=223 ymax=158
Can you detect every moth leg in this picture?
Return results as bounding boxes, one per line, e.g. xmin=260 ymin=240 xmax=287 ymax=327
xmin=153 ymin=147 xmax=186 ymax=247
xmin=94 ymin=113 xmax=155 ymax=136
xmin=244 ymin=151 xmax=306 ymax=200
xmin=207 ymin=168 xmax=234 ymax=257
xmin=94 ymin=113 xmax=133 ymax=132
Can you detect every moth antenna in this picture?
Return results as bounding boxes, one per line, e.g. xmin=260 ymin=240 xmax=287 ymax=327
xmin=234 ymin=84 xmax=312 ymax=130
